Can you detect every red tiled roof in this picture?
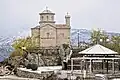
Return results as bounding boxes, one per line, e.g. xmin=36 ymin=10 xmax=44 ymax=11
xmin=56 ymin=24 xmax=70 ymax=29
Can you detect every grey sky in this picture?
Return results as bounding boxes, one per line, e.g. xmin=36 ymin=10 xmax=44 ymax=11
xmin=0 ymin=0 xmax=120 ymax=37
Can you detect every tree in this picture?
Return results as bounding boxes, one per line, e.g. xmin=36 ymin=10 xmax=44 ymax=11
xmin=111 ymin=35 xmax=120 ymax=53
xmin=90 ymin=29 xmax=120 ymax=53
xmin=90 ymin=29 xmax=108 ymax=45
xmin=10 ymin=36 xmax=35 ymax=57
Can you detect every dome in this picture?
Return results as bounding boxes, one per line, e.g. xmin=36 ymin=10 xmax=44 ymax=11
xmin=42 ymin=10 xmax=52 ymax=13
xmin=39 ymin=8 xmax=55 ymax=15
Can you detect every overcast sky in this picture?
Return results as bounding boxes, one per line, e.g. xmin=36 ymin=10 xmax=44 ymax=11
xmin=0 ymin=0 xmax=120 ymax=37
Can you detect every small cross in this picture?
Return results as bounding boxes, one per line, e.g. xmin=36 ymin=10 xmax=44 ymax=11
xmin=67 ymin=12 xmax=69 ymax=15
xmin=46 ymin=6 xmax=48 ymax=10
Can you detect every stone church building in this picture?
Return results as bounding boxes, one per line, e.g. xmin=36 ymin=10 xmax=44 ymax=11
xmin=31 ymin=8 xmax=71 ymax=48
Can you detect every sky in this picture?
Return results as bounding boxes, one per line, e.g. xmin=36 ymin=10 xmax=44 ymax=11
xmin=0 ymin=0 xmax=120 ymax=37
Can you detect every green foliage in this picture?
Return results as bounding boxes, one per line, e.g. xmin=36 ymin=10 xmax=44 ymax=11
xmin=10 ymin=36 xmax=35 ymax=57
xmin=10 ymin=49 xmax=22 ymax=57
xmin=90 ymin=29 xmax=120 ymax=53
xmin=62 ymin=44 xmax=69 ymax=50
xmin=91 ymin=29 xmax=108 ymax=45
xmin=12 ymin=37 xmax=35 ymax=50
xmin=110 ymin=35 xmax=120 ymax=53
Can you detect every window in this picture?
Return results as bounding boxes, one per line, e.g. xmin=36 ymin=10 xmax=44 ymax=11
xmin=47 ymin=16 xmax=48 ymax=21
xmin=47 ymin=32 xmax=50 ymax=38
xmin=51 ymin=16 xmax=54 ymax=20
xmin=41 ymin=16 xmax=44 ymax=20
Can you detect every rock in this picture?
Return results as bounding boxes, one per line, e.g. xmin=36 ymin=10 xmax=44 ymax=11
xmin=27 ymin=53 xmax=33 ymax=61
xmin=24 ymin=59 xmax=29 ymax=67
xmin=25 ymin=53 xmax=45 ymax=67
xmin=31 ymin=64 xmax=38 ymax=71
xmin=0 ymin=66 xmax=11 ymax=76
xmin=26 ymin=63 xmax=31 ymax=69
xmin=23 ymin=48 xmax=63 ymax=67
xmin=37 ymin=54 xmax=45 ymax=66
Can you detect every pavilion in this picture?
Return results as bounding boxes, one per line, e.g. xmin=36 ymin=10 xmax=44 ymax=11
xmin=70 ymin=44 xmax=120 ymax=76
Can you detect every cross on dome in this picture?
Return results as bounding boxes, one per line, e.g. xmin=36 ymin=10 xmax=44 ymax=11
xmin=67 ymin=12 xmax=69 ymax=15
xmin=42 ymin=7 xmax=52 ymax=13
xmin=46 ymin=6 xmax=48 ymax=10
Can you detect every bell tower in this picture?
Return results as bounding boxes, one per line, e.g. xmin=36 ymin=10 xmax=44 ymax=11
xmin=39 ymin=7 xmax=55 ymax=26
xmin=65 ymin=12 xmax=70 ymax=27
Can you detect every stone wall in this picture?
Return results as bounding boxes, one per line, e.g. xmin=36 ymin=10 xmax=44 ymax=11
xmin=24 ymin=51 xmax=61 ymax=67
xmin=31 ymin=28 xmax=40 ymax=47
xmin=16 ymin=68 xmax=55 ymax=80
xmin=24 ymin=48 xmax=61 ymax=67
xmin=40 ymin=24 xmax=57 ymax=47
xmin=56 ymin=28 xmax=70 ymax=46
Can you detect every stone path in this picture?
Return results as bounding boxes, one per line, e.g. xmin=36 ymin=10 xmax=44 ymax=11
xmin=0 ymin=75 xmax=39 ymax=80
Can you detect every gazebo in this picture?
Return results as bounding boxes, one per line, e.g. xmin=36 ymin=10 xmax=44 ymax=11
xmin=71 ymin=44 xmax=120 ymax=75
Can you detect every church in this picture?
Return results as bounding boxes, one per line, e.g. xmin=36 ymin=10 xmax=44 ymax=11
xmin=31 ymin=8 xmax=71 ymax=48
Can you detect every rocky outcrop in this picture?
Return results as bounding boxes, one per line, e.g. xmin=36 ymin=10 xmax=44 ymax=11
xmin=0 ymin=66 xmax=11 ymax=76
xmin=24 ymin=49 xmax=61 ymax=67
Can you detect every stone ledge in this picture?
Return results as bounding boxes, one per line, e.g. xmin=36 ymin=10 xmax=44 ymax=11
xmin=16 ymin=68 xmax=54 ymax=79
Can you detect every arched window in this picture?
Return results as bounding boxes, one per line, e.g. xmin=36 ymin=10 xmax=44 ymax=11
xmin=41 ymin=16 xmax=44 ymax=20
xmin=47 ymin=16 xmax=48 ymax=21
xmin=47 ymin=32 xmax=50 ymax=38
xmin=51 ymin=16 xmax=54 ymax=20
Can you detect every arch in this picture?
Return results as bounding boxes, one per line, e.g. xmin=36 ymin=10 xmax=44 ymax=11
xmin=46 ymin=32 xmax=50 ymax=38
xmin=51 ymin=16 xmax=54 ymax=20
xmin=41 ymin=16 xmax=44 ymax=20
xmin=47 ymin=16 xmax=49 ymax=21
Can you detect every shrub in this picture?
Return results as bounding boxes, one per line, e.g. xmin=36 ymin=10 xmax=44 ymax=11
xmin=10 ymin=49 xmax=21 ymax=57
xmin=62 ymin=44 xmax=69 ymax=50
xmin=30 ymin=64 xmax=38 ymax=71
xmin=26 ymin=63 xmax=31 ymax=69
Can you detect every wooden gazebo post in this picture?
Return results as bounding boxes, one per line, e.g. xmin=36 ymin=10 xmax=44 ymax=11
xmin=107 ymin=60 xmax=108 ymax=74
xmin=112 ymin=59 xmax=115 ymax=74
xmin=71 ymin=59 xmax=73 ymax=71
xmin=81 ymin=59 xmax=83 ymax=73
xmin=90 ymin=59 xmax=92 ymax=74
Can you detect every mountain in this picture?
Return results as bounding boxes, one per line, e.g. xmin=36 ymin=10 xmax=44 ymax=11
xmin=0 ymin=36 xmax=14 ymax=62
xmin=71 ymin=29 xmax=91 ymax=46
xmin=0 ymin=29 xmax=120 ymax=62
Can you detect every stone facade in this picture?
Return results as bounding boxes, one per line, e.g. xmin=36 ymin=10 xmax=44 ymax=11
xmin=31 ymin=8 xmax=71 ymax=48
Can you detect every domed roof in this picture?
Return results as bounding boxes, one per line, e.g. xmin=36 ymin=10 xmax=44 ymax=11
xmin=42 ymin=9 xmax=52 ymax=13
xmin=40 ymin=7 xmax=55 ymax=15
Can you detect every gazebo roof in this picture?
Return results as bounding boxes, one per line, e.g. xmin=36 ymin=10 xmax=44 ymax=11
xmin=79 ymin=44 xmax=118 ymax=54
